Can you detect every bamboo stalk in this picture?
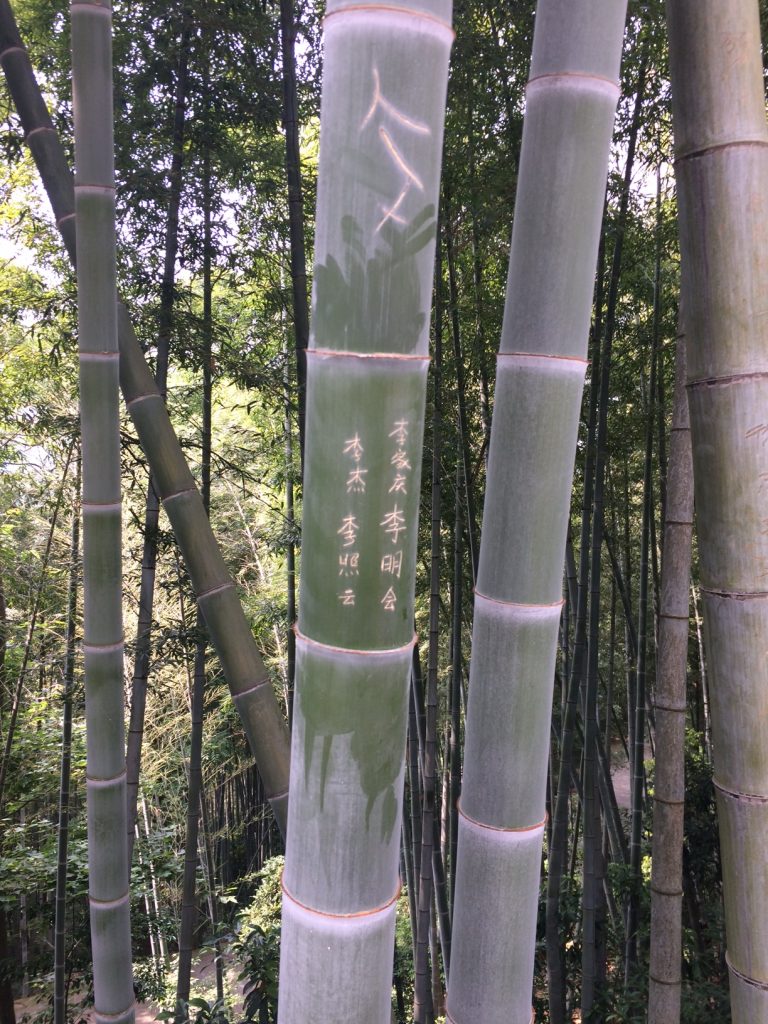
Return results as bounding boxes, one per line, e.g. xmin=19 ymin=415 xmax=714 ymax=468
xmin=279 ymin=0 xmax=310 ymax=463
xmin=666 ymin=2 xmax=768 ymax=1019
xmin=54 ymin=460 xmax=81 ymax=1024
xmin=277 ymin=5 xmax=452 ymax=1020
xmin=647 ymin=315 xmax=693 ymax=1024
xmin=71 ymin=2 xmax=135 ymax=1020
xmin=0 ymin=0 xmax=291 ymax=833
xmin=446 ymin=4 xmax=626 ymax=1022
xmin=126 ymin=16 xmax=192 ymax=861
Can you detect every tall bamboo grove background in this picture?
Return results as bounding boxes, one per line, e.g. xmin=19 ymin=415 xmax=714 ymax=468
xmin=0 ymin=1 xmax=767 ymax=1023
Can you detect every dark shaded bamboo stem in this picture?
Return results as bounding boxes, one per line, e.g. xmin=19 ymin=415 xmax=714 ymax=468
xmin=279 ymin=0 xmax=309 ymax=464
xmin=54 ymin=462 xmax=80 ymax=1024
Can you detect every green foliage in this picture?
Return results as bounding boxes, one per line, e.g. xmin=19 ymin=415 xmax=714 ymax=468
xmin=229 ymin=856 xmax=284 ymax=1024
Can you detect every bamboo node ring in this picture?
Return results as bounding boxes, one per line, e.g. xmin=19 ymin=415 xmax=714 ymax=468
xmin=93 ymin=1005 xmax=137 ymax=1024
xmin=726 ymin=952 xmax=768 ymax=991
xmin=713 ymin=777 xmax=768 ymax=804
xmin=231 ymin=677 xmax=271 ymax=700
xmin=196 ymin=580 xmax=234 ymax=602
xmin=88 ymin=890 xmax=130 ymax=910
xmin=25 ymin=125 xmax=55 ymax=140
xmin=458 ymin=799 xmax=546 ymax=834
xmin=474 ymin=588 xmax=563 ymax=611
xmin=649 ymin=973 xmax=682 ymax=988
xmin=281 ymin=877 xmax=400 ymax=920
xmin=308 ymin=346 xmax=429 ymax=362
xmin=323 ymin=4 xmax=454 ymax=37
xmin=293 ymin=623 xmax=416 ymax=657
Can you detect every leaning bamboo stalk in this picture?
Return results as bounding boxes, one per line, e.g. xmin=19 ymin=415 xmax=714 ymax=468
xmin=126 ymin=18 xmax=192 ymax=860
xmin=0 ymin=0 xmax=290 ymax=833
xmin=71 ymin=2 xmax=134 ymax=1021
xmin=666 ymin=2 xmax=768 ymax=1019
xmin=445 ymin=4 xmax=626 ymax=1022
xmin=647 ymin=316 xmax=693 ymax=1024
xmin=277 ymin=4 xmax=452 ymax=1021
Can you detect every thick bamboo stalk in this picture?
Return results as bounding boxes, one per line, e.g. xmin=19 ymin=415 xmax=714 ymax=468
xmin=666 ymin=2 xmax=768 ymax=1019
xmin=71 ymin=2 xmax=135 ymax=1021
xmin=445 ymin=4 xmax=626 ymax=1022
xmin=0 ymin=0 xmax=291 ymax=833
xmin=647 ymin=318 xmax=693 ymax=1024
xmin=277 ymin=5 xmax=452 ymax=1020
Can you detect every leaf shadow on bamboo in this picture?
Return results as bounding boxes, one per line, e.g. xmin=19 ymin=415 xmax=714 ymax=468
xmin=313 ymin=206 xmax=436 ymax=354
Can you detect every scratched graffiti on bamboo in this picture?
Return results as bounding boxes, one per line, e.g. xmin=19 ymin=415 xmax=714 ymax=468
xmin=361 ymin=67 xmax=430 ymax=233
xmin=746 ymin=423 xmax=768 ymax=445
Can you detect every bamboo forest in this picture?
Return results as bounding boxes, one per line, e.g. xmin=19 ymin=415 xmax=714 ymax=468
xmin=2 ymin=0 xmax=768 ymax=1021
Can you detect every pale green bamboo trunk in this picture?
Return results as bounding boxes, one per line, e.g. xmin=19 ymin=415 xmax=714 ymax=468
xmin=277 ymin=4 xmax=452 ymax=1021
xmin=666 ymin=2 xmax=768 ymax=1019
xmin=445 ymin=4 xmax=626 ymax=1022
xmin=71 ymin=2 xmax=135 ymax=1022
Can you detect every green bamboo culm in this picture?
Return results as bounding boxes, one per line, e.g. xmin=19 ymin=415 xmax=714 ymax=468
xmin=277 ymin=3 xmax=452 ymax=1021
xmin=666 ymin=3 xmax=768 ymax=1020
xmin=445 ymin=4 xmax=626 ymax=1022
xmin=71 ymin=2 xmax=135 ymax=1022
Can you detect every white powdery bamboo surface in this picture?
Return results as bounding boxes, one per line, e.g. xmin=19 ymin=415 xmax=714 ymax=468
xmin=446 ymin=3 xmax=626 ymax=1022
xmin=277 ymin=3 xmax=452 ymax=1022
xmin=667 ymin=2 xmax=768 ymax=1019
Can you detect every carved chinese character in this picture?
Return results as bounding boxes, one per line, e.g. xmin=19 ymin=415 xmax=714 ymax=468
xmin=360 ymin=67 xmax=431 ymax=233
xmin=338 ymin=552 xmax=360 ymax=577
xmin=337 ymin=515 xmax=359 ymax=547
xmin=391 ymin=450 xmax=411 ymax=472
xmin=380 ymin=504 xmax=406 ymax=543
xmin=380 ymin=550 xmax=403 ymax=579
xmin=389 ymin=419 xmax=409 ymax=445
xmin=388 ymin=473 xmax=407 ymax=495
xmin=343 ymin=434 xmax=364 ymax=462
xmin=338 ymin=589 xmax=356 ymax=606
xmin=346 ymin=467 xmax=368 ymax=493
xmin=381 ymin=587 xmax=397 ymax=611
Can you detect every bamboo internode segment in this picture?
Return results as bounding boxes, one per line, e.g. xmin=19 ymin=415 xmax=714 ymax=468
xmin=666 ymin=1 xmax=768 ymax=1018
xmin=277 ymin=2 xmax=451 ymax=1020
xmin=446 ymin=2 xmax=626 ymax=1021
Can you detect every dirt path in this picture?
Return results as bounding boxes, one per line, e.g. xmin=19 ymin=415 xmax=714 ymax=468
xmin=14 ymin=950 xmax=245 ymax=1024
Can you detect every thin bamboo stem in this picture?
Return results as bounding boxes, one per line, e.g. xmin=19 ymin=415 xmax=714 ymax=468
xmin=54 ymin=461 xmax=80 ymax=1024
xmin=71 ymin=1 xmax=134 ymax=1018
xmin=648 ymin=316 xmax=693 ymax=1024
